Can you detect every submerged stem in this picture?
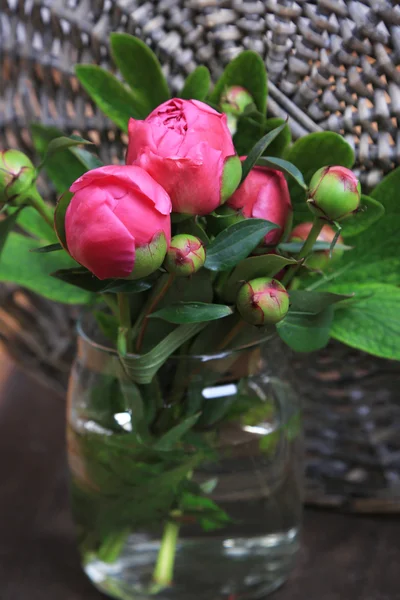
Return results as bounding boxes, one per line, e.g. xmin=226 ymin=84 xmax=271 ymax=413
xmin=117 ymin=293 xmax=132 ymax=353
xmin=153 ymin=518 xmax=180 ymax=587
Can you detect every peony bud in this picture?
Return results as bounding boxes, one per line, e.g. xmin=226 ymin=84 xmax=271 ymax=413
xmin=220 ymin=86 xmax=254 ymax=135
xmin=65 ymin=165 xmax=171 ymax=280
xmin=126 ymin=98 xmax=241 ymax=215
xmin=237 ymin=277 xmax=289 ymax=326
xmin=0 ymin=150 xmax=36 ymax=206
xmin=290 ymin=222 xmax=344 ymax=270
xmin=227 ymin=164 xmax=292 ymax=246
xmin=307 ymin=166 xmax=361 ymax=222
xmin=220 ymin=86 xmax=254 ymax=116
xmin=164 ymin=234 xmax=206 ymax=277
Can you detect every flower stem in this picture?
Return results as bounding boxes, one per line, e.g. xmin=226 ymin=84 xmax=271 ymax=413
xmin=135 ymin=274 xmax=175 ymax=352
xmin=26 ymin=187 xmax=54 ymax=228
xmin=153 ymin=518 xmax=180 ymax=587
xmin=281 ymin=217 xmax=324 ymax=287
xmin=217 ymin=318 xmax=246 ymax=351
xmin=117 ymin=293 xmax=132 ymax=353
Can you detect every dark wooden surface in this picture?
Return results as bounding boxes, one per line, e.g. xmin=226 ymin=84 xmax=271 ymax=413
xmin=1 ymin=365 xmax=400 ymax=600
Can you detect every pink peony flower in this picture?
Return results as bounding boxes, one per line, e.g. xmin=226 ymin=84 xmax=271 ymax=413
xmin=126 ymin=98 xmax=241 ymax=215
xmin=64 ymin=165 xmax=171 ymax=280
xmin=227 ymin=165 xmax=292 ymax=246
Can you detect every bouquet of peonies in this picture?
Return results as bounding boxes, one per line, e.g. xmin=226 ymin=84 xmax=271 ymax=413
xmin=1 ymin=34 xmax=399 ymax=597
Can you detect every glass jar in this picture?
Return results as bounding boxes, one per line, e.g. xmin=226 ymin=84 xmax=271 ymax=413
xmin=67 ymin=320 xmax=303 ymax=600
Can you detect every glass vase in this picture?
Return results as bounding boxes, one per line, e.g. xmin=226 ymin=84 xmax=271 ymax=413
xmin=67 ymin=319 xmax=303 ymax=600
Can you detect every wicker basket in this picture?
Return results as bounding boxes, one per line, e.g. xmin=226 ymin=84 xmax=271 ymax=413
xmin=1 ymin=0 xmax=399 ymax=509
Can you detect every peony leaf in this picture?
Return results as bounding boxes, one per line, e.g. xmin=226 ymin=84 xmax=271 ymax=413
xmin=153 ymin=414 xmax=201 ymax=451
xmin=241 ymin=122 xmax=287 ymax=183
xmin=340 ymin=195 xmax=385 ymax=238
xmin=150 ymin=302 xmax=233 ymax=324
xmin=329 ymin=283 xmax=400 ymax=360
xmin=76 ymin=64 xmax=144 ymax=129
xmin=234 ymin=115 xmax=291 ymax=158
xmin=54 ymin=192 xmax=72 ymax=250
xmin=31 ymin=124 xmax=102 ymax=194
xmin=0 ymin=208 xmax=23 ymax=258
xmin=51 ymin=267 xmax=155 ymax=294
xmin=256 ymin=156 xmax=307 ymax=190
xmin=289 ymin=290 xmax=352 ymax=314
xmin=277 ymin=305 xmax=334 ymax=352
xmin=38 ymin=135 xmax=93 ymax=169
xmin=0 ymin=233 xmax=93 ymax=304
xmin=209 ymin=51 xmax=268 ymax=114
xmin=205 ymin=219 xmax=279 ymax=272
xmin=110 ymin=33 xmax=170 ymax=115
xmin=180 ymin=66 xmax=211 ymax=101
xmin=120 ymin=323 xmax=207 ymax=384
xmin=30 ymin=242 xmax=63 ymax=253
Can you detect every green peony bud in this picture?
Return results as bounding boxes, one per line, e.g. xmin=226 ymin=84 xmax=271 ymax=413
xmin=164 ymin=234 xmax=206 ymax=277
xmin=0 ymin=150 xmax=36 ymax=206
xmin=129 ymin=232 xmax=169 ymax=280
xmin=220 ymin=86 xmax=254 ymax=116
xmin=307 ymin=166 xmax=361 ymax=222
xmin=220 ymin=86 xmax=254 ymax=136
xmin=237 ymin=277 xmax=289 ymax=326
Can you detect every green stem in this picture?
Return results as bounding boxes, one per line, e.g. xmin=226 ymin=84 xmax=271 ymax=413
xmin=281 ymin=217 xmax=324 ymax=287
xmin=118 ymin=293 xmax=132 ymax=353
xmin=26 ymin=187 xmax=54 ymax=228
xmin=153 ymin=518 xmax=180 ymax=587
xmin=135 ymin=274 xmax=175 ymax=352
xmin=102 ymin=293 xmax=119 ymax=317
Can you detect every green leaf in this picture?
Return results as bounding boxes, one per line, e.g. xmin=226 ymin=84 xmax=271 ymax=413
xmin=94 ymin=311 xmax=119 ymax=343
xmin=209 ymin=51 xmax=268 ymax=114
xmin=180 ymin=492 xmax=232 ymax=531
xmin=54 ymin=192 xmax=72 ymax=249
xmin=278 ymin=241 xmax=351 ymax=253
xmin=284 ymin=132 xmax=355 ymax=214
xmin=31 ymin=124 xmax=100 ymax=194
xmin=38 ymin=135 xmax=93 ymax=169
xmin=340 ymin=195 xmax=385 ymax=238
xmin=119 ymin=379 xmax=146 ymax=432
xmin=223 ymin=254 xmax=298 ymax=302
xmin=289 ymin=290 xmax=352 ymax=314
xmin=241 ymin=122 xmax=287 ymax=183
xmin=205 ymin=219 xmax=279 ymax=272
xmin=277 ymin=305 xmax=334 ymax=352
xmin=329 ymin=283 xmax=400 ymax=360
xmin=154 ymin=414 xmax=201 ymax=451
xmin=110 ymin=33 xmax=170 ymax=115
xmin=261 ymin=118 xmax=292 ymax=157
xmin=52 ymin=267 xmax=155 ymax=294
xmin=30 ymin=242 xmax=62 ymax=253
xmin=76 ymin=65 xmax=140 ymax=130
xmin=15 ymin=207 xmax=58 ymax=243
xmin=120 ymin=323 xmax=207 ymax=384
xmin=0 ymin=208 xmax=23 ymax=257
xmin=233 ymin=115 xmax=291 ymax=158
xmin=180 ymin=66 xmax=211 ymax=101
xmin=0 ymin=233 xmax=93 ymax=304
xmin=150 ymin=302 xmax=233 ymax=324
xmin=257 ymin=156 xmax=307 ymax=190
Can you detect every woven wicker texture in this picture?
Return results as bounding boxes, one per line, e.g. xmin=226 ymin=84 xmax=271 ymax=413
xmin=1 ymin=0 xmax=400 ymax=510
xmin=1 ymin=0 xmax=400 ymax=187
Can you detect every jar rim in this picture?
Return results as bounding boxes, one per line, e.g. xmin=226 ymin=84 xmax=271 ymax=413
xmin=77 ymin=314 xmax=275 ymax=362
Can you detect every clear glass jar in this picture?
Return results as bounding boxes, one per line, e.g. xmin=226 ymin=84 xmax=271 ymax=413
xmin=67 ymin=319 xmax=303 ymax=600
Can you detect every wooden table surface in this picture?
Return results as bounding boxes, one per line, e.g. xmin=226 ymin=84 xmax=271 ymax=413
xmin=1 ymin=363 xmax=400 ymax=600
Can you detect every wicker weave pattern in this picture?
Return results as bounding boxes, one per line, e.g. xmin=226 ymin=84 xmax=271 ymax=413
xmin=1 ymin=0 xmax=400 ymax=188
xmin=1 ymin=0 xmax=400 ymax=510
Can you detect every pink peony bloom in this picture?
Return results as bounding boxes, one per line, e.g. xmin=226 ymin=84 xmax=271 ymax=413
xmin=126 ymin=98 xmax=240 ymax=215
xmin=65 ymin=165 xmax=171 ymax=280
xmin=227 ymin=165 xmax=292 ymax=245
